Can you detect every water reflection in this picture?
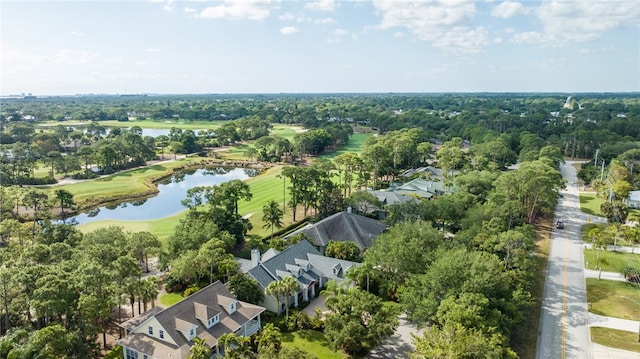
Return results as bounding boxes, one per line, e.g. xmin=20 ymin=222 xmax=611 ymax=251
xmin=67 ymin=167 xmax=255 ymax=224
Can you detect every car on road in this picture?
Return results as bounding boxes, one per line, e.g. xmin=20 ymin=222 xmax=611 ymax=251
xmin=555 ymin=221 xmax=565 ymax=229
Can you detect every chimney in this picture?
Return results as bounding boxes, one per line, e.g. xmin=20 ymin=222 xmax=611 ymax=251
xmin=251 ymin=249 xmax=260 ymax=268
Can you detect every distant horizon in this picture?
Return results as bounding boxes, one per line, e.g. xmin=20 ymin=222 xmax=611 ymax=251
xmin=3 ymin=91 xmax=640 ymax=99
xmin=3 ymin=1 xmax=638 ymax=96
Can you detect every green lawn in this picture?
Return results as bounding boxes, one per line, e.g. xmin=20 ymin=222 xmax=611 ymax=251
xmin=50 ymin=127 xmax=369 ymax=244
xmin=281 ymin=329 xmax=349 ymax=359
xmin=323 ymin=133 xmax=372 ymax=160
xmin=584 ymin=249 xmax=640 ymax=273
xmin=586 ymin=278 xmax=640 ymax=320
xmin=579 ymin=193 xmax=604 ymax=217
xmin=41 ymin=158 xmax=204 ymax=207
xmin=582 ymin=223 xmax=635 ymax=247
xmin=77 ymin=211 xmax=183 ymax=245
xmin=159 ymin=293 xmax=183 ymax=307
xmin=591 ymin=327 xmax=640 ymax=352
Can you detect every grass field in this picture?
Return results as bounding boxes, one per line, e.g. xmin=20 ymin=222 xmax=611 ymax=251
xmin=40 ymin=158 xmax=204 ymax=207
xmin=591 ymin=327 xmax=640 ymax=353
xmin=281 ymin=330 xmax=349 ymax=359
xmin=586 ymin=278 xmax=640 ymax=320
xmin=582 ymin=223 xmax=635 ymax=246
xmin=579 ymin=193 xmax=604 ymax=217
xmin=584 ymin=249 xmax=640 ymax=273
xmin=70 ymin=125 xmax=370 ymax=242
xmin=159 ymin=293 xmax=183 ymax=307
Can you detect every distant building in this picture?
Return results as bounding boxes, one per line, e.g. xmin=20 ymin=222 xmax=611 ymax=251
xmin=626 ymin=191 xmax=640 ymax=209
xmin=284 ymin=211 xmax=387 ymax=253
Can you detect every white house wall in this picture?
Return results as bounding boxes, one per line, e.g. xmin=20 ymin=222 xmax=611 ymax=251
xmin=133 ymin=317 xmax=178 ymax=346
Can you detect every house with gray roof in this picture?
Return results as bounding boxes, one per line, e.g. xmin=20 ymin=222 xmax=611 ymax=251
xmin=387 ymin=177 xmax=453 ymax=200
xmin=283 ymin=211 xmax=387 ymax=253
xmin=237 ymin=240 xmax=360 ymax=314
xmin=117 ymin=281 xmax=265 ymax=359
xmin=627 ymin=190 xmax=640 ymax=209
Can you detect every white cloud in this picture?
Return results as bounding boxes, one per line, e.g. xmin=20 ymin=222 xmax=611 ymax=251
xmin=163 ymin=0 xmax=175 ymax=12
xmin=280 ymin=26 xmax=299 ymax=35
xmin=146 ymin=48 xmax=160 ymax=53
xmin=183 ymin=7 xmax=198 ymax=13
xmin=491 ymin=1 xmax=527 ymax=18
xmin=513 ymin=0 xmax=640 ymax=45
xmin=198 ymin=0 xmax=281 ymax=21
xmin=305 ymin=0 xmax=337 ymax=12
xmin=279 ymin=12 xmax=295 ymax=21
xmin=333 ymin=28 xmax=348 ymax=36
xmin=314 ymin=17 xmax=336 ymax=24
xmin=373 ymin=0 xmax=489 ymax=53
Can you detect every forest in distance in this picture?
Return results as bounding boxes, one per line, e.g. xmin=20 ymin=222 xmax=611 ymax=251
xmin=0 ymin=92 xmax=639 ymax=359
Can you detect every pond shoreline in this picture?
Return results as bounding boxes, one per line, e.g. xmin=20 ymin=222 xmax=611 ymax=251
xmin=15 ymin=156 xmax=275 ymax=222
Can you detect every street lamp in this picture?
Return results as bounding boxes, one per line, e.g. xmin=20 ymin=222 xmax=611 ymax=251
xmin=620 ymin=296 xmax=640 ymax=343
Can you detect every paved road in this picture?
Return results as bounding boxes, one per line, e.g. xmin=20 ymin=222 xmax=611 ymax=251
xmin=537 ymin=161 xmax=592 ymax=359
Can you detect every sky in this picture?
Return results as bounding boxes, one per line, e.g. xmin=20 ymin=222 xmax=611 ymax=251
xmin=1 ymin=0 xmax=639 ymax=95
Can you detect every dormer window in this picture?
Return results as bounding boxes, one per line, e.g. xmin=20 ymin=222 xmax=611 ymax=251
xmin=332 ymin=263 xmax=342 ymax=275
xmin=230 ymin=302 xmax=235 ymax=312
xmin=207 ymin=314 xmax=220 ymax=328
xmin=190 ymin=328 xmax=195 ymax=337
xmin=148 ymin=326 xmax=154 ymax=336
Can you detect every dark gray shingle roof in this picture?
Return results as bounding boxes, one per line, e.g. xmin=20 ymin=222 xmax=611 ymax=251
xmin=285 ymin=212 xmax=387 ymax=251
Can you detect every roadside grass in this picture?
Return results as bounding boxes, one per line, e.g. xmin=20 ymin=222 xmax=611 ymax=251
xmin=586 ymin=278 xmax=640 ymax=320
xmin=590 ymin=327 xmax=640 ymax=353
xmin=581 ymin=223 xmax=634 ymax=247
xmin=511 ymin=217 xmax=552 ymax=359
xmin=159 ymin=293 xmax=183 ymax=307
xmin=584 ymin=249 xmax=640 ymax=273
xmin=579 ymin=193 xmax=604 ymax=217
xmin=281 ymin=329 xmax=349 ymax=359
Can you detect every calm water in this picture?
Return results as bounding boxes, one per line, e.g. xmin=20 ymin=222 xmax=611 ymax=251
xmin=66 ymin=167 xmax=257 ymax=224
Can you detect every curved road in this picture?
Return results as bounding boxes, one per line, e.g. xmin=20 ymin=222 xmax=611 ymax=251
xmin=536 ymin=161 xmax=602 ymax=359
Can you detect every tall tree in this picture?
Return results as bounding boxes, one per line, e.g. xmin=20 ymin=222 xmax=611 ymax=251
xmin=324 ymin=288 xmax=399 ymax=356
xmin=262 ymin=200 xmax=284 ymax=239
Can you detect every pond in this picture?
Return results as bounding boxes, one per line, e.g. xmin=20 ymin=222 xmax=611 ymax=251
xmin=65 ymin=167 xmax=258 ymax=225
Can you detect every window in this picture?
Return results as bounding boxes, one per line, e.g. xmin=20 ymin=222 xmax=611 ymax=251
xmin=125 ymin=348 xmax=138 ymax=359
xmin=143 ymin=355 xmax=149 ymax=359
xmin=190 ymin=328 xmax=195 ymax=337
xmin=147 ymin=326 xmax=153 ymax=336
xmin=159 ymin=330 xmax=164 ymax=339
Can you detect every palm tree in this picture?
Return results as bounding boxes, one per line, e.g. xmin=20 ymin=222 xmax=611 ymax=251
xmin=265 ymin=280 xmax=285 ymax=315
xmin=54 ymin=189 xmax=74 ymax=218
xmin=218 ymin=333 xmax=252 ymax=359
xmin=262 ymin=200 xmax=284 ymax=239
xmin=346 ymin=262 xmax=376 ymax=292
xmin=280 ymin=276 xmax=301 ymax=319
xmin=320 ymin=279 xmax=350 ymax=311
xmin=608 ymin=223 xmax=622 ymax=252
xmin=622 ymin=225 xmax=639 ymax=254
xmin=589 ymin=227 xmax=606 ymax=279
xmin=256 ymin=323 xmax=282 ymax=355
xmin=188 ymin=337 xmax=212 ymax=359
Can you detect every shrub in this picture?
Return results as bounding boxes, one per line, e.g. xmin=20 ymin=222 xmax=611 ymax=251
xmin=183 ymin=285 xmax=201 ymax=297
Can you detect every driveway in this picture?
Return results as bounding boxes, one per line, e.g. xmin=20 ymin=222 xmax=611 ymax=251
xmin=367 ymin=313 xmax=423 ymax=359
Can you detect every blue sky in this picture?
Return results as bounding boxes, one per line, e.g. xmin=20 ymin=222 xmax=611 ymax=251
xmin=2 ymin=0 xmax=639 ymax=95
